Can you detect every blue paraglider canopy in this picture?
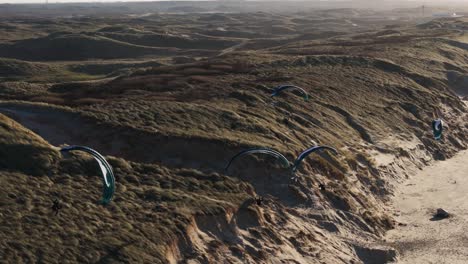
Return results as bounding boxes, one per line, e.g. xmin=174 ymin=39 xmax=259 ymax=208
xmin=271 ymin=85 xmax=309 ymax=101
xmin=225 ymin=148 xmax=290 ymax=172
xmin=292 ymin=145 xmax=338 ymax=173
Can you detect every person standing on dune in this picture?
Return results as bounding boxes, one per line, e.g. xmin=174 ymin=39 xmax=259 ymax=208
xmin=52 ymin=198 xmax=62 ymax=216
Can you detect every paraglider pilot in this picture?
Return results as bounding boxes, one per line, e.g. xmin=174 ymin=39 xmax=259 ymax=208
xmin=318 ymin=183 xmax=326 ymax=191
xmin=255 ymin=196 xmax=264 ymax=206
xmin=52 ymin=198 xmax=62 ymax=216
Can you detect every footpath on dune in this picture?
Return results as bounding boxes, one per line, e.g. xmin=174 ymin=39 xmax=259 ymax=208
xmin=386 ymin=149 xmax=468 ymax=263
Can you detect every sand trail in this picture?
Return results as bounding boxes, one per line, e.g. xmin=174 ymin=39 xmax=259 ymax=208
xmin=387 ymin=150 xmax=468 ymax=263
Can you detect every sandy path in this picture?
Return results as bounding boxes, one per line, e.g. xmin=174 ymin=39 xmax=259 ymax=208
xmin=386 ymin=150 xmax=468 ymax=263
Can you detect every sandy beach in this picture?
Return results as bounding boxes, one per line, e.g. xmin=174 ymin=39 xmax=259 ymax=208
xmin=387 ymin=150 xmax=468 ymax=263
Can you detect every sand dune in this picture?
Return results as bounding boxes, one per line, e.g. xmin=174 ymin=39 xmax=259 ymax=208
xmin=0 ymin=6 xmax=468 ymax=263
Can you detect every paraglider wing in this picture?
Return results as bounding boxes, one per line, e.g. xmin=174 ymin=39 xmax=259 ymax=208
xmin=271 ymin=85 xmax=309 ymax=101
xmin=292 ymin=146 xmax=338 ymax=172
xmin=60 ymin=145 xmax=115 ymax=204
xmin=432 ymin=119 xmax=443 ymax=140
xmin=225 ymin=148 xmax=290 ymax=172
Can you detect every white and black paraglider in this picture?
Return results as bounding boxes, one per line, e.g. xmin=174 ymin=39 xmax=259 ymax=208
xmin=60 ymin=145 xmax=115 ymax=204
xmin=225 ymin=148 xmax=290 ymax=173
xmin=271 ymin=85 xmax=309 ymax=101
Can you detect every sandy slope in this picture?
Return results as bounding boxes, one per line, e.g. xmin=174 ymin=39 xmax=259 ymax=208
xmin=386 ymin=150 xmax=468 ymax=263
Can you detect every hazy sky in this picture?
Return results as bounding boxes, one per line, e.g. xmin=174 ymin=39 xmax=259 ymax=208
xmin=0 ymin=0 xmax=460 ymax=2
xmin=1 ymin=0 xmax=160 ymax=3
xmin=0 ymin=0 xmax=173 ymax=3
xmin=0 ymin=0 xmax=172 ymax=3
